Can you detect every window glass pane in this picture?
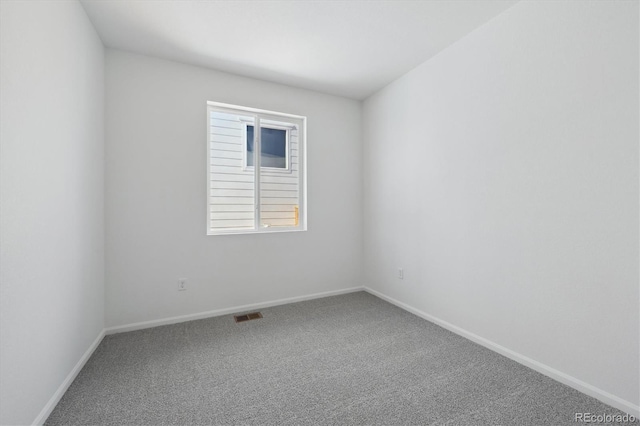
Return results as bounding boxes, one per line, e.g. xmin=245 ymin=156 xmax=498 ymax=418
xmin=260 ymin=124 xmax=299 ymax=229
xmin=260 ymin=128 xmax=287 ymax=168
xmin=246 ymin=125 xmax=254 ymax=165
xmin=247 ymin=126 xmax=287 ymax=169
xmin=209 ymin=111 xmax=255 ymax=231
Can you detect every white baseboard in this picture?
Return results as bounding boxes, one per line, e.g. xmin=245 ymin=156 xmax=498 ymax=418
xmin=364 ymin=287 xmax=640 ymax=418
xmin=105 ymin=286 xmax=365 ymax=335
xmin=32 ymin=329 xmax=105 ymax=425
xmin=36 ymin=286 xmax=636 ymax=423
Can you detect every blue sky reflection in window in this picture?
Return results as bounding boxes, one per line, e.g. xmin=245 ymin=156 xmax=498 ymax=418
xmin=247 ymin=126 xmax=287 ymax=168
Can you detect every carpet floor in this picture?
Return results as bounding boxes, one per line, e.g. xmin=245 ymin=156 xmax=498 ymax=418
xmin=46 ymin=292 xmax=635 ymax=425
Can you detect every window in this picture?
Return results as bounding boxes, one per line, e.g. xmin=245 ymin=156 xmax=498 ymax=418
xmin=207 ymin=101 xmax=306 ymax=235
xmin=246 ymin=125 xmax=289 ymax=169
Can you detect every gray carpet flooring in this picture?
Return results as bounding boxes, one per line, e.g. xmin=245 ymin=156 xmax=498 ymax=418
xmin=46 ymin=292 xmax=635 ymax=425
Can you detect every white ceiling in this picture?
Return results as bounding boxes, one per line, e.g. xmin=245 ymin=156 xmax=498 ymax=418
xmin=80 ymin=0 xmax=517 ymax=100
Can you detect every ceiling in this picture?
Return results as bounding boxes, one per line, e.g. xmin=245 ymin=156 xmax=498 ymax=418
xmin=80 ymin=0 xmax=517 ymax=100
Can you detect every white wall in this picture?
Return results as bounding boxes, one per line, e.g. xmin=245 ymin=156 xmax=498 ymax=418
xmin=105 ymin=50 xmax=362 ymax=327
xmin=0 ymin=1 xmax=105 ymax=424
xmin=363 ymin=0 xmax=638 ymax=412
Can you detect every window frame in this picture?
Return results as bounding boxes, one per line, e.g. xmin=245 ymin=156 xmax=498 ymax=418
xmin=242 ymin=121 xmax=293 ymax=173
xmin=206 ymin=101 xmax=307 ymax=236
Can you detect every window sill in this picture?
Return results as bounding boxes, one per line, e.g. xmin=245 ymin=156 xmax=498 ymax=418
xmin=207 ymin=227 xmax=307 ymax=236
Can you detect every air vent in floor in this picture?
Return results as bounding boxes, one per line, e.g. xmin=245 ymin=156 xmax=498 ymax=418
xmin=234 ymin=312 xmax=263 ymax=323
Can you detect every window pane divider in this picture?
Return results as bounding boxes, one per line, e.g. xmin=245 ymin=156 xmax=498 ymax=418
xmin=254 ymin=115 xmax=261 ymax=229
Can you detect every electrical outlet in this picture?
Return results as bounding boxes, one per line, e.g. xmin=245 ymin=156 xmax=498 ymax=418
xmin=178 ymin=279 xmax=187 ymax=291
xmin=398 ymin=268 xmax=404 ymax=280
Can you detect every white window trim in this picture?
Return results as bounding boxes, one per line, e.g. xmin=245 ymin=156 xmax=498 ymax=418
xmin=206 ymin=101 xmax=307 ymax=236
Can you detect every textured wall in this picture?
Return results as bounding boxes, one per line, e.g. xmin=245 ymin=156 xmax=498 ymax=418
xmin=363 ymin=0 xmax=638 ymax=410
xmin=105 ymin=50 xmax=362 ymax=327
xmin=0 ymin=1 xmax=105 ymax=424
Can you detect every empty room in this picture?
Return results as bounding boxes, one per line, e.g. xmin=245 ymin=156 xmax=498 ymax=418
xmin=1 ymin=0 xmax=638 ymax=425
